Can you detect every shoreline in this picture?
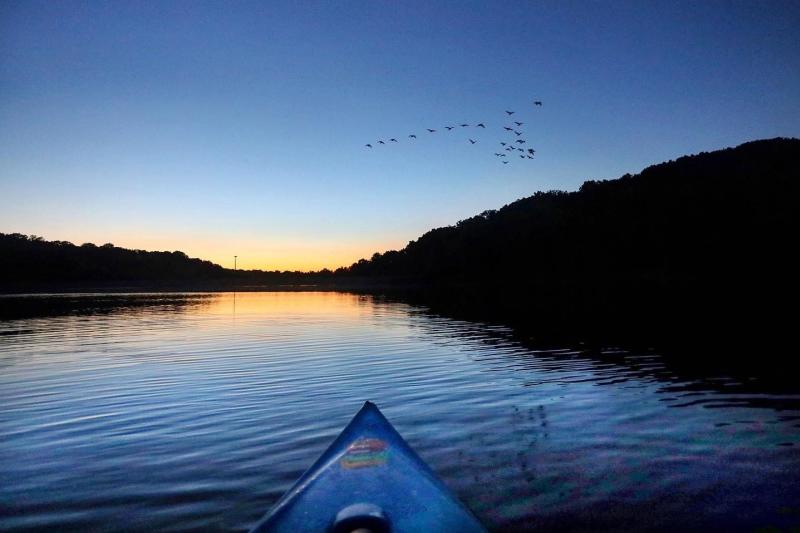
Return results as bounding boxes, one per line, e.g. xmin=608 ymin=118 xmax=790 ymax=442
xmin=0 ymin=278 xmax=417 ymax=295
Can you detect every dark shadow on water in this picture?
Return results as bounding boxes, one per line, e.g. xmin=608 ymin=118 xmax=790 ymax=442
xmin=366 ymin=287 xmax=800 ymax=407
xmin=0 ymin=293 xmax=217 ymax=321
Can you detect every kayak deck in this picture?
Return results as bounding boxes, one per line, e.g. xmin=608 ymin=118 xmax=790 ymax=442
xmin=250 ymin=401 xmax=486 ymax=532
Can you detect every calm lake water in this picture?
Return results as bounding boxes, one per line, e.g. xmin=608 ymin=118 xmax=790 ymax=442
xmin=1 ymin=292 xmax=798 ymax=532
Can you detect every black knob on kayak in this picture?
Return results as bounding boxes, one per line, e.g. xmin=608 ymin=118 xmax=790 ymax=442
xmin=331 ymin=503 xmax=390 ymax=533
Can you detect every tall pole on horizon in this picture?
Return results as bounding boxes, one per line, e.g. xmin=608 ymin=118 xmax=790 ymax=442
xmin=234 ymin=255 xmax=237 ymax=271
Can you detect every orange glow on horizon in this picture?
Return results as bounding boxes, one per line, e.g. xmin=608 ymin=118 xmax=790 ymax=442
xmin=35 ymin=231 xmax=408 ymax=272
xmin=193 ymin=239 xmax=405 ymax=272
xmin=202 ymin=247 xmax=379 ymax=272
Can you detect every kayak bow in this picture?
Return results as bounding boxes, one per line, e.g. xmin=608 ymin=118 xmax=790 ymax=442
xmin=251 ymin=401 xmax=486 ymax=532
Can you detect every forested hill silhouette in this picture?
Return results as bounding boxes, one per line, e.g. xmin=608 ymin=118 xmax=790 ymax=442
xmin=343 ymin=138 xmax=797 ymax=283
xmin=337 ymin=137 xmax=798 ymax=347
xmin=2 ymin=137 xmax=797 ymax=308
xmin=0 ymin=235 xmax=324 ymax=291
xmin=0 ymin=236 xmax=226 ymax=284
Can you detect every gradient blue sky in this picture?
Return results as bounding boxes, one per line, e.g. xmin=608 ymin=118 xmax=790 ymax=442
xmin=2 ymin=1 xmax=799 ymax=270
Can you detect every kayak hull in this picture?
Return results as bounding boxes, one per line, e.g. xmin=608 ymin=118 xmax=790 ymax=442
xmin=250 ymin=401 xmax=486 ymax=532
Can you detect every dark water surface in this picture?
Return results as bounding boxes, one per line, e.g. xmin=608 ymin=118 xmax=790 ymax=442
xmin=1 ymin=292 xmax=798 ymax=532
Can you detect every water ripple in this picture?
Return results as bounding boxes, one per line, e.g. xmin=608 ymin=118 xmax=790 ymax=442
xmin=1 ymin=292 xmax=799 ymax=532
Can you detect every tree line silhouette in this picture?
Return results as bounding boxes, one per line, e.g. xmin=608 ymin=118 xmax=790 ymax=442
xmin=337 ymin=137 xmax=798 ymax=348
xmin=3 ymin=137 xmax=796 ymax=290
xmin=342 ymin=138 xmax=796 ymax=284
xmin=0 ymin=235 xmax=327 ymax=288
xmin=2 ymin=137 xmax=797 ymax=348
xmin=0 ymin=237 xmax=229 ymax=282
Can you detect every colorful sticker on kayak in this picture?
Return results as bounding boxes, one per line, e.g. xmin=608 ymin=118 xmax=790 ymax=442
xmin=340 ymin=438 xmax=388 ymax=469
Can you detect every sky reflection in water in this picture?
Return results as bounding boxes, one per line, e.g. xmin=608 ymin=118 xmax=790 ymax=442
xmin=1 ymin=292 xmax=798 ymax=532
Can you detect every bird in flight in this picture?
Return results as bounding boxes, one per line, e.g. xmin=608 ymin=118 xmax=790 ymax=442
xmin=476 ymin=123 xmax=486 ymax=128
xmin=494 ymin=153 xmax=502 ymax=157
xmin=390 ymin=138 xmax=398 ymax=142
xmin=378 ymin=140 xmax=385 ymax=144
xmin=534 ymin=101 xmax=542 ymax=106
xmin=515 ymin=139 xmax=526 ymax=144
xmin=505 ymin=110 xmax=515 ymax=115
xmin=504 ymin=126 xmax=513 ymax=131
xmin=469 ymin=139 xmax=476 ymax=144
xmin=514 ymin=121 xmax=524 ymax=126
xmin=514 ymin=131 xmax=522 ymax=136
xmin=445 ymin=126 xmax=455 ymax=131
xmin=520 ymin=155 xmax=525 ymax=159
xmin=527 ymin=155 xmax=534 ymax=159
xmin=409 ymin=134 xmax=417 ymax=139
xmin=500 ymin=142 xmax=507 ymax=146
xmin=527 ymin=148 xmax=535 ymax=154
xmin=365 ymin=144 xmax=372 ymax=148
xmin=460 ymin=123 xmax=470 ymax=127
xmin=427 ymin=128 xmax=436 ymax=133
xmin=502 ymin=161 xmax=508 ymax=164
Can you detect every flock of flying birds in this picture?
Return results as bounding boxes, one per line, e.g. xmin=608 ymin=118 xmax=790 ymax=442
xmin=365 ymin=99 xmax=543 ymax=165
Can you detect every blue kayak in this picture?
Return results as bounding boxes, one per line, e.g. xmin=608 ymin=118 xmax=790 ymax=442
xmin=250 ymin=401 xmax=487 ymax=532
